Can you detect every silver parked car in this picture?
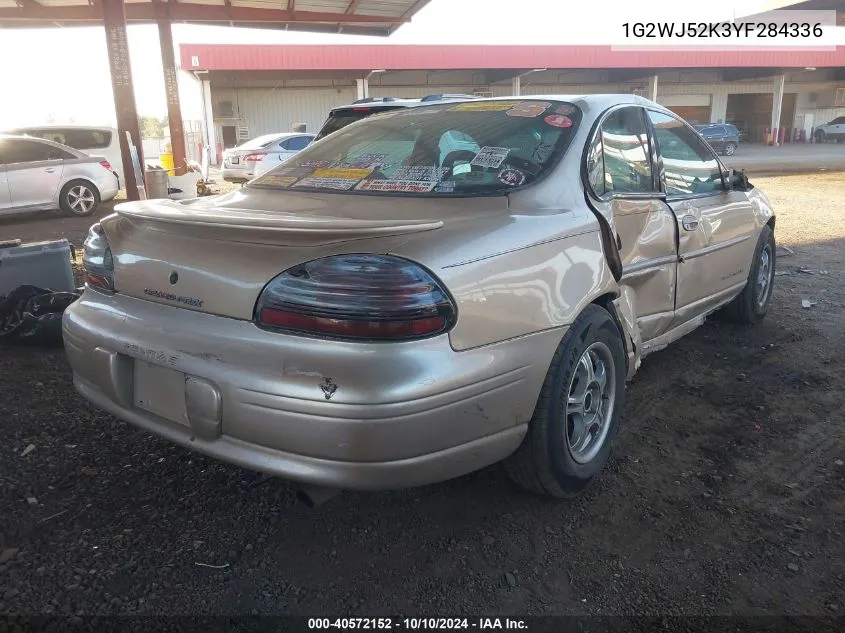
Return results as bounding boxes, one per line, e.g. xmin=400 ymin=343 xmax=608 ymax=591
xmin=0 ymin=134 xmax=118 ymax=217
xmin=63 ymin=96 xmax=776 ymax=503
xmin=221 ymin=133 xmax=298 ymax=183
xmin=248 ymin=133 xmax=316 ymax=179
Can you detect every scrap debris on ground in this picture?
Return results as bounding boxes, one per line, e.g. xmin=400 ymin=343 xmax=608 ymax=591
xmin=0 ymin=173 xmax=843 ymax=617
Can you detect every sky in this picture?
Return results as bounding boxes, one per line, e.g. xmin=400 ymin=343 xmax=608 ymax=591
xmin=0 ymin=0 xmax=840 ymax=127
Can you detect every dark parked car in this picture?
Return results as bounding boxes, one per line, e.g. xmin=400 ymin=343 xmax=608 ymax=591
xmin=314 ymin=94 xmax=479 ymax=140
xmin=694 ymin=124 xmax=740 ymax=156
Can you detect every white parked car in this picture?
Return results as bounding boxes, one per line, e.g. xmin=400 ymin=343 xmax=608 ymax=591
xmin=245 ymin=133 xmax=315 ymax=180
xmin=814 ymin=116 xmax=845 ymax=143
xmin=6 ymin=125 xmax=123 ymax=187
xmin=0 ymin=134 xmax=118 ymax=217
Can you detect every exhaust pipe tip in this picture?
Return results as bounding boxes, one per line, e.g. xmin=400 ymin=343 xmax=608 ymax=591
xmin=295 ymin=485 xmax=341 ymax=508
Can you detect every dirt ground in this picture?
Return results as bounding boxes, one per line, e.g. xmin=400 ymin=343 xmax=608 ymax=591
xmin=1 ymin=173 xmax=844 ymax=620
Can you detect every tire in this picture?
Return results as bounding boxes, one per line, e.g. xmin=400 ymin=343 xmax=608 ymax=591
xmin=815 ymin=130 xmax=826 ymax=143
xmin=724 ymin=142 xmax=737 ymax=156
xmin=60 ymin=180 xmax=100 ymax=217
xmin=720 ymin=224 xmax=776 ymax=325
xmin=504 ymin=304 xmax=627 ymax=498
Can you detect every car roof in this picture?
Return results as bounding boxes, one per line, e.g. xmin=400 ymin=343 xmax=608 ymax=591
xmin=329 ymin=93 xmax=662 ymax=115
xmin=8 ymin=124 xmax=115 ymax=132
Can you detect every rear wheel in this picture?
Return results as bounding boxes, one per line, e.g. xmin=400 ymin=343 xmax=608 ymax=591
xmin=720 ymin=224 xmax=776 ymax=325
xmin=59 ymin=180 xmax=100 ymax=217
xmin=815 ymin=130 xmax=826 ymax=143
xmin=505 ymin=305 xmax=627 ymax=498
xmin=724 ymin=142 xmax=737 ymax=156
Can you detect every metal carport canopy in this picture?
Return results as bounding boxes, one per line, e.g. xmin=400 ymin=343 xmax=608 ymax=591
xmin=0 ymin=0 xmax=433 ymax=36
xmin=0 ymin=0 xmax=433 ymax=201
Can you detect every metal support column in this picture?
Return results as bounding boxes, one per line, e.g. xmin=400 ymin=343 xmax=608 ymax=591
xmin=200 ymin=79 xmax=218 ymax=166
xmin=101 ymin=0 xmax=144 ymax=201
xmin=771 ymin=74 xmax=786 ymax=147
xmin=356 ymin=77 xmax=369 ymax=100
xmin=511 ymin=75 xmax=521 ymax=96
xmin=157 ymin=15 xmax=188 ymax=176
xmin=646 ymin=75 xmax=658 ymax=102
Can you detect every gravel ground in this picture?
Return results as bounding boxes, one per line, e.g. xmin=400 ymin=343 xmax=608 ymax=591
xmin=1 ymin=173 xmax=844 ymax=619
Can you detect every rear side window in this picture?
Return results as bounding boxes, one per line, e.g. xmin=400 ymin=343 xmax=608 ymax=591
xmin=0 ymin=139 xmax=73 ymax=163
xmin=283 ymin=136 xmax=312 ymax=151
xmin=590 ymin=106 xmax=653 ymax=196
xmin=18 ymin=128 xmax=111 ymax=150
xmin=648 ymin=111 xmax=724 ymax=196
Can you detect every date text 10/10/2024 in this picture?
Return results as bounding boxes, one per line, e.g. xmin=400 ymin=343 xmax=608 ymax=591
xmin=308 ymin=618 xmax=528 ymax=630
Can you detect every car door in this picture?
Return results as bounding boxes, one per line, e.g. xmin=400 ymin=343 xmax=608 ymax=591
xmin=832 ymin=117 xmax=845 ymax=139
xmin=647 ymin=110 xmax=758 ymax=327
xmin=585 ymin=106 xmax=678 ymax=342
xmin=4 ymin=139 xmax=65 ymax=209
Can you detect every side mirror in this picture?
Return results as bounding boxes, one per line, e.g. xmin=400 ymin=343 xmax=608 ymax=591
xmin=728 ymin=169 xmax=750 ymax=192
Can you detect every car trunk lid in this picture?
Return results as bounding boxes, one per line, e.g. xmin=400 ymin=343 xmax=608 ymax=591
xmin=105 ymin=189 xmax=450 ymax=321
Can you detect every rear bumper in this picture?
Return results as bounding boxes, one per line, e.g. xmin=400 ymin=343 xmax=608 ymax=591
xmin=221 ymin=166 xmax=248 ymax=182
xmin=62 ymin=291 xmax=562 ymax=490
xmin=96 ymin=173 xmax=119 ymax=202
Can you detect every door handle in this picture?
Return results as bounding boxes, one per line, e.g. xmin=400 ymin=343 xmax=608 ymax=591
xmin=45 ymin=168 xmax=56 ymax=173
xmin=682 ymin=215 xmax=699 ymax=231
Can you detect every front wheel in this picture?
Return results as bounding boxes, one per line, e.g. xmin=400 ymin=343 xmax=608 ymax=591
xmin=720 ymin=224 xmax=776 ymax=325
xmin=59 ymin=180 xmax=100 ymax=217
xmin=505 ymin=305 xmax=627 ymax=498
xmin=724 ymin=142 xmax=737 ymax=156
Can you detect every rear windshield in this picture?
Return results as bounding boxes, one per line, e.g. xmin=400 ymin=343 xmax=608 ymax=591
xmin=315 ymin=105 xmax=411 ymax=141
xmin=251 ymin=100 xmax=581 ymax=197
xmin=15 ymin=128 xmax=111 ymax=150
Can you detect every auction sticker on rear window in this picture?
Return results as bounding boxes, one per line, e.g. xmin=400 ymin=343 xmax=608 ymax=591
xmin=506 ymin=101 xmax=551 ymax=118
xmin=470 ymin=147 xmax=510 ymax=169
xmin=254 ymin=174 xmax=299 ymax=187
xmin=449 ymin=101 xmax=518 ymax=112
xmin=355 ymin=180 xmax=437 ymax=193
xmin=544 ymin=114 xmax=573 ymax=128
xmin=293 ymin=177 xmax=361 ymax=190
xmin=391 ymin=166 xmax=449 ymax=182
xmin=312 ymin=167 xmax=373 ymax=180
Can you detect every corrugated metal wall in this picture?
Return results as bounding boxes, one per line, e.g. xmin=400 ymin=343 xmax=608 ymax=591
xmin=211 ymin=77 xmax=845 ymax=146
xmin=212 ymin=86 xmax=357 ymax=138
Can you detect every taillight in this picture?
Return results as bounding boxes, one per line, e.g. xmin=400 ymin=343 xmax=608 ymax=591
xmin=99 ymin=159 xmax=112 ymax=171
xmin=243 ymin=153 xmax=267 ymax=162
xmin=255 ymin=254 xmax=456 ymax=341
xmin=82 ymin=223 xmax=115 ymax=293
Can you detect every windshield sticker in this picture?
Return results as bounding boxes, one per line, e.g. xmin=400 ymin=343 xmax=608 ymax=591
xmin=356 ymin=180 xmax=437 ymax=193
xmin=254 ymin=174 xmax=300 ymax=187
xmin=311 ymin=167 xmax=373 ymax=180
xmin=470 ymin=146 xmax=510 ymax=169
xmin=544 ymin=114 xmax=573 ymax=128
xmin=448 ymin=101 xmax=518 ymax=112
xmin=498 ymin=168 xmax=526 ymax=187
xmin=300 ymin=159 xmax=331 ymax=169
xmin=336 ymin=154 xmax=387 ymax=169
xmin=293 ymin=177 xmax=361 ymax=191
xmin=553 ymin=104 xmax=577 ymax=115
xmin=435 ymin=181 xmax=456 ymax=193
xmin=506 ymin=102 xmax=552 ymax=118
xmin=391 ymin=165 xmax=449 ymax=182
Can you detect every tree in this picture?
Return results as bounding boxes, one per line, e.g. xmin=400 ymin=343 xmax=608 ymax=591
xmin=140 ymin=116 xmax=169 ymax=138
